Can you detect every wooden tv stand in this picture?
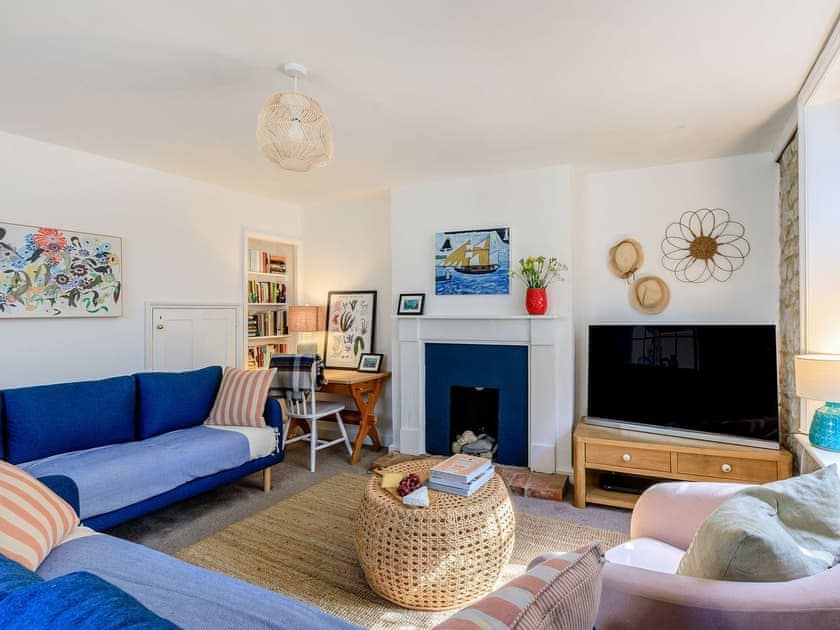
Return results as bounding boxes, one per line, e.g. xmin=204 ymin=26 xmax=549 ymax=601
xmin=572 ymin=420 xmax=793 ymax=509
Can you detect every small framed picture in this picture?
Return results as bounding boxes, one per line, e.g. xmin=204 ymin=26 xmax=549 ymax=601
xmin=397 ymin=293 xmax=425 ymax=315
xmin=358 ymin=353 xmax=384 ymax=373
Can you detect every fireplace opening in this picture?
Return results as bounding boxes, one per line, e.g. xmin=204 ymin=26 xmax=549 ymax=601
xmin=450 ymin=385 xmax=500 ymax=459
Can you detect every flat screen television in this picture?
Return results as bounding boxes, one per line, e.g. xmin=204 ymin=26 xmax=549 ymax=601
xmin=587 ymin=324 xmax=779 ymax=449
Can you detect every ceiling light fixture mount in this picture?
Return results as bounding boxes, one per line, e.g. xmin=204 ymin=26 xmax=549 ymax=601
xmin=256 ymin=62 xmax=333 ymax=173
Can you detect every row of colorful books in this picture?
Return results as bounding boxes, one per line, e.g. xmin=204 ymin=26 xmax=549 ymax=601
xmin=247 ymin=343 xmax=288 ymax=369
xmin=428 ymin=454 xmax=494 ymax=497
xmin=247 ymin=310 xmax=288 ymax=338
xmin=247 ymin=280 xmax=286 ymax=304
xmin=247 ymin=249 xmax=286 ymax=274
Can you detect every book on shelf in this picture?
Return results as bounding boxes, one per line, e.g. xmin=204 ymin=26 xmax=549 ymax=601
xmin=428 ymin=466 xmax=495 ymax=497
xmin=248 ymin=249 xmax=287 ymax=274
xmin=248 ymin=280 xmax=286 ymax=304
xmin=429 ymin=453 xmax=493 ymax=484
xmin=247 ymin=310 xmax=288 ymax=337
xmin=247 ymin=343 xmax=288 ymax=369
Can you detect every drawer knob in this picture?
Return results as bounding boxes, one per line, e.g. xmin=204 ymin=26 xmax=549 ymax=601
xmin=622 ymin=453 xmax=631 ymax=463
xmin=721 ymin=463 xmax=732 ymax=473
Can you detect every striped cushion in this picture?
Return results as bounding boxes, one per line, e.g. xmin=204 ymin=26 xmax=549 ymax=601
xmin=205 ymin=367 xmax=276 ymax=427
xmin=0 ymin=461 xmax=80 ymax=571
xmin=434 ymin=543 xmax=604 ymax=630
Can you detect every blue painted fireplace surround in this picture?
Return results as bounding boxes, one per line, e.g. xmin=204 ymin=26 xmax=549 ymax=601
xmin=425 ymin=343 xmax=528 ymax=466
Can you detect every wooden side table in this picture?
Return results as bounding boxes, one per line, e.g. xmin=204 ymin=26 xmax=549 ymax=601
xmin=320 ymin=369 xmax=391 ymax=465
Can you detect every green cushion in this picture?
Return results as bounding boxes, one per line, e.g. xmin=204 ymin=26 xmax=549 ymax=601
xmin=677 ymin=464 xmax=840 ymax=582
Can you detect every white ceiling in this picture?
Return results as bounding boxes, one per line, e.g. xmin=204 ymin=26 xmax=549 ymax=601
xmin=0 ymin=1 xmax=837 ymax=202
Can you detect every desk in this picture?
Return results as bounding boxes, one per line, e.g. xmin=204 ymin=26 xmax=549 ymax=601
xmin=321 ymin=369 xmax=391 ymax=465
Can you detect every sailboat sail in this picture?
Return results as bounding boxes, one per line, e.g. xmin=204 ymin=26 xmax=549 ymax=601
xmin=471 ymin=237 xmax=491 ymax=266
xmin=439 ymin=234 xmax=500 ymax=275
xmin=442 ymin=240 xmax=471 ymax=267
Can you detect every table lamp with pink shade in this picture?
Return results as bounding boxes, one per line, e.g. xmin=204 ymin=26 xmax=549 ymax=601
xmin=288 ymin=305 xmax=325 ymax=356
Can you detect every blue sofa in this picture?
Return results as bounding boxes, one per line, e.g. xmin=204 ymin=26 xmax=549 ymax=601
xmin=0 ymin=368 xmax=362 ymax=628
xmin=0 ymin=366 xmax=284 ymax=530
xmin=29 ymin=533 xmax=359 ymax=629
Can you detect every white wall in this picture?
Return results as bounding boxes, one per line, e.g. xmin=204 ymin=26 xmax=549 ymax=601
xmin=0 ymin=132 xmax=301 ymax=388
xmin=574 ymin=153 xmax=780 ymax=417
xmin=799 ymin=99 xmax=840 ymax=426
xmin=389 ymin=166 xmax=575 ymax=455
xmin=387 ymin=157 xmax=780 ymax=452
xmin=802 ymin=100 xmax=840 ymax=354
xmin=390 ymin=166 xmax=574 ymax=318
xmin=301 ymin=195 xmax=393 ymax=444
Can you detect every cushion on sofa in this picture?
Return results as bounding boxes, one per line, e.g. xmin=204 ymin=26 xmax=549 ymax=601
xmin=136 ymin=366 xmax=222 ymax=439
xmin=677 ymin=464 xmax=840 ymax=582
xmin=2 ymin=375 xmax=136 ymax=464
xmin=434 ymin=543 xmax=604 ymax=630
xmin=205 ymin=367 xmax=276 ymax=428
xmin=0 ymin=571 xmax=178 ymax=629
xmin=0 ymin=556 xmax=43 ymax=601
xmin=0 ymin=461 xmax=80 ymax=570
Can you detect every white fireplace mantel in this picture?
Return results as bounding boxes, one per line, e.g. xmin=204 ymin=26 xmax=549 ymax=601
xmin=395 ymin=314 xmax=574 ymax=474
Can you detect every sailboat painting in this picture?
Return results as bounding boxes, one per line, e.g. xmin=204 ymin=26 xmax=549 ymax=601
xmin=435 ymin=227 xmax=510 ymax=295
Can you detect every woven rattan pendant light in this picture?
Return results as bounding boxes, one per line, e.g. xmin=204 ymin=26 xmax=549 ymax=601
xmin=256 ymin=63 xmax=333 ymax=172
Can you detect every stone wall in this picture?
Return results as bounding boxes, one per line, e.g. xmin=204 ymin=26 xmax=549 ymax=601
xmin=778 ymin=133 xmax=800 ymax=447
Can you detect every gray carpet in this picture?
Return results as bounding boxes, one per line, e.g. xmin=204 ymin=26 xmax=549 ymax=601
xmin=108 ymin=443 xmax=630 ymax=554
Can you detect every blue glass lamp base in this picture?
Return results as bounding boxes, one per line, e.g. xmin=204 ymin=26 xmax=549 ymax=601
xmin=809 ymin=402 xmax=840 ymax=452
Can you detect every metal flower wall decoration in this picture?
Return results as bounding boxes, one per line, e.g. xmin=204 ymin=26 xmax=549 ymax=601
xmin=661 ymin=208 xmax=750 ymax=283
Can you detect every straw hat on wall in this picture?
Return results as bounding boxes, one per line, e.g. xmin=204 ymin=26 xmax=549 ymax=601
xmin=608 ymin=238 xmax=644 ymax=279
xmin=630 ymin=275 xmax=670 ymax=314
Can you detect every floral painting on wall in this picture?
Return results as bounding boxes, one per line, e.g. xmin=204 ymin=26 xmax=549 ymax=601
xmin=0 ymin=222 xmax=122 ymax=318
xmin=324 ymin=290 xmax=377 ymax=369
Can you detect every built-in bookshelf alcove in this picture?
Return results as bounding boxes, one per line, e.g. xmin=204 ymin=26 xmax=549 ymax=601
xmin=243 ymin=232 xmax=301 ymax=368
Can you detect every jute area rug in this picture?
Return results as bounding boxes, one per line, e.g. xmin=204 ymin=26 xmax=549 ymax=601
xmin=175 ymin=473 xmax=627 ymax=629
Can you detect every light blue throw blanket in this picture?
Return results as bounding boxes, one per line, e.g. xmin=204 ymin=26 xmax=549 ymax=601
xmin=20 ymin=426 xmax=250 ymax=520
xmin=38 ymin=535 xmax=359 ymax=629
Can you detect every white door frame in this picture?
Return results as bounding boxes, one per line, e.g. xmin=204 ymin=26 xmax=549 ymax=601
xmin=144 ymin=301 xmax=242 ymax=370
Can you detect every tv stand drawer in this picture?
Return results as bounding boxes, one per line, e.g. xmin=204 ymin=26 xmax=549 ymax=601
xmin=676 ymin=453 xmax=777 ymax=483
xmin=586 ymin=443 xmax=671 ymax=473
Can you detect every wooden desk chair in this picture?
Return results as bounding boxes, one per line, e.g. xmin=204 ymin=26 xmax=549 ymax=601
xmin=269 ymin=354 xmax=352 ymax=472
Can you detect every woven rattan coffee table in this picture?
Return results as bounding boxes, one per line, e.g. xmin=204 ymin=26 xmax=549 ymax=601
xmin=355 ymin=458 xmax=515 ymax=611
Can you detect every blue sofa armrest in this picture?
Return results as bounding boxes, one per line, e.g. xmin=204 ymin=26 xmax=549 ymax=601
xmin=39 ymin=475 xmax=80 ymax=516
xmin=263 ymin=397 xmax=282 ymax=431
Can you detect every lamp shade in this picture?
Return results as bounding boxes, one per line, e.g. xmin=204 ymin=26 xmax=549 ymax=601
xmin=257 ymin=92 xmax=333 ymax=172
xmin=795 ymin=354 xmax=840 ymax=402
xmin=287 ymin=305 xmax=326 ymax=333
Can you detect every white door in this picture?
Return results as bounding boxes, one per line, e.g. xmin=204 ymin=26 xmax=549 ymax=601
xmin=148 ymin=306 xmax=238 ymax=371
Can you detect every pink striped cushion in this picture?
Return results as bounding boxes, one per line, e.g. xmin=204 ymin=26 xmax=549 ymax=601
xmin=205 ymin=367 xmax=276 ymax=428
xmin=434 ymin=543 xmax=604 ymax=630
xmin=0 ymin=461 xmax=80 ymax=570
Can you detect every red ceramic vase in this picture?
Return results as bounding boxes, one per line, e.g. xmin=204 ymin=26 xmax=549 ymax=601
xmin=525 ymin=288 xmax=548 ymax=315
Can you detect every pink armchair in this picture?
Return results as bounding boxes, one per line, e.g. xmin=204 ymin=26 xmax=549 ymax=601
xmin=594 ymin=481 xmax=840 ymax=629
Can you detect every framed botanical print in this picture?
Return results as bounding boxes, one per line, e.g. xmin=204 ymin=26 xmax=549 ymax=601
xmin=324 ymin=290 xmax=377 ymax=369
xmin=0 ymin=222 xmax=122 ymax=318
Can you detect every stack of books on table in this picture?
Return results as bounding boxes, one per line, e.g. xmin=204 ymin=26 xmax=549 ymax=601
xmin=428 ymin=454 xmax=495 ymax=497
